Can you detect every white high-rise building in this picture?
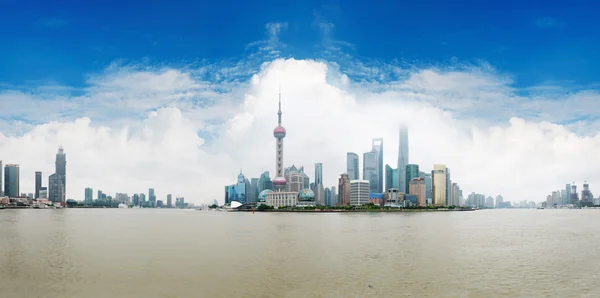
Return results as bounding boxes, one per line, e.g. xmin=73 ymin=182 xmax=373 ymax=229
xmin=397 ymin=125 xmax=409 ymax=193
xmin=350 ymin=180 xmax=370 ymax=206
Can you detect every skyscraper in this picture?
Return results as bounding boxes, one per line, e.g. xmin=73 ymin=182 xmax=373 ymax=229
xmin=272 ymin=90 xmax=287 ymax=191
xmin=4 ymin=164 xmax=19 ymax=198
xmin=397 ymin=125 xmax=409 ymax=193
xmin=49 ymin=173 xmax=64 ymax=204
xmin=445 ymin=168 xmax=451 ymax=206
xmin=565 ymin=184 xmax=572 ymax=205
xmin=405 ymin=164 xmax=419 ymax=193
xmin=149 ymin=188 xmax=156 ymax=206
xmin=338 ymin=173 xmax=350 ymax=206
xmin=258 ymin=171 xmax=272 ymax=192
xmin=167 ymin=194 xmax=172 ymax=208
xmin=315 ymin=163 xmax=323 ymax=185
xmin=363 ymin=149 xmax=378 ymax=193
xmin=0 ymin=160 xmax=3 ymax=196
xmin=84 ymin=187 xmax=93 ymax=205
xmin=249 ymin=178 xmax=259 ymax=203
xmin=432 ymin=164 xmax=447 ymax=206
xmin=372 ymin=138 xmax=383 ymax=193
xmin=55 ymin=146 xmax=66 ymax=197
xmin=346 ymin=152 xmax=359 ymax=180
xmin=385 ymin=164 xmax=394 ymax=191
xmin=35 ymin=171 xmax=42 ymax=199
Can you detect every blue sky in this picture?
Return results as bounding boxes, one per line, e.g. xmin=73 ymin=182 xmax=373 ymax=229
xmin=1 ymin=0 xmax=599 ymax=89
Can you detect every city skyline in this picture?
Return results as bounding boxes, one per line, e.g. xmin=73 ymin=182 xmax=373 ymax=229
xmin=1 ymin=3 xmax=599 ymax=204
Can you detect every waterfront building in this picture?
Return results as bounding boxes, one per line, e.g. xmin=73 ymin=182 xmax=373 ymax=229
xmin=338 ymin=173 xmax=350 ymax=206
xmin=446 ymin=168 xmax=451 ymax=206
xmin=419 ymin=171 xmax=432 ymax=201
xmin=324 ymin=187 xmax=331 ymax=206
xmin=384 ymin=188 xmax=402 ymax=207
xmin=432 ymin=164 xmax=447 ymax=206
xmin=85 ymin=187 xmax=93 ymax=205
xmin=266 ymin=191 xmax=297 ymax=207
xmin=258 ymin=189 xmax=273 ymax=203
xmin=284 ymin=166 xmax=304 ymax=193
xmin=372 ymin=138 xmax=383 ymax=193
xmin=363 ymin=149 xmax=378 ymax=194
xmin=39 ymin=187 xmax=48 ymax=199
xmin=405 ymin=164 xmax=419 ymax=193
xmin=133 ymin=193 xmax=140 ymax=205
xmin=349 ymin=180 xmax=370 ymax=206
xmin=297 ymin=188 xmax=316 ymax=207
xmin=249 ymin=178 xmax=259 ymax=203
xmin=495 ymin=195 xmax=504 ymax=208
xmin=35 ymin=171 xmax=42 ymax=199
xmin=48 ymin=173 xmax=65 ymax=205
xmin=369 ymin=193 xmax=385 ymax=206
xmin=346 ymin=152 xmax=359 ymax=180
xmin=315 ymin=163 xmax=323 ymax=185
xmin=4 ymin=164 xmax=19 ymax=198
xmin=565 ymin=184 xmax=572 ymax=205
xmin=175 ymin=197 xmax=185 ymax=208
xmin=330 ymin=186 xmax=337 ymax=206
xmin=167 ymin=194 xmax=172 ymax=208
xmin=55 ymin=146 xmax=66 ymax=198
xmin=385 ymin=164 xmax=393 ymax=191
xmin=258 ymin=171 xmax=273 ymax=193
xmin=157 ymin=200 xmax=164 ymax=208
xmin=149 ymin=188 xmax=156 ymax=206
xmin=409 ymin=177 xmax=426 ymax=206
xmin=485 ymin=196 xmax=495 ymax=208
xmin=314 ymin=183 xmax=325 ymax=205
xmin=397 ymin=125 xmax=409 ymax=193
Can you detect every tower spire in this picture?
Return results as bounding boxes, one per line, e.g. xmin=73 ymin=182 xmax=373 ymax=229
xmin=278 ymin=86 xmax=282 ymax=125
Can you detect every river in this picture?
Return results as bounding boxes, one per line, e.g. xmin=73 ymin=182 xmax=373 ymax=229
xmin=1 ymin=208 xmax=599 ymax=297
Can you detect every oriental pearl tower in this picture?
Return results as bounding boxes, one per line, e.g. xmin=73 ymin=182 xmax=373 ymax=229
xmin=272 ymin=90 xmax=287 ymax=191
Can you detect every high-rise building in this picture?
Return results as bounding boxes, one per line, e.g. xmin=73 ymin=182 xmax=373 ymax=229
xmin=372 ymin=138 xmax=383 ymax=193
xmin=419 ymin=171 xmax=432 ymax=201
xmin=495 ymin=195 xmax=504 ymax=208
xmin=330 ymin=186 xmax=337 ymax=206
xmin=409 ymin=177 xmax=426 ymax=206
xmin=446 ymin=168 xmax=451 ymax=206
xmin=405 ymin=164 xmax=419 ymax=193
xmin=258 ymin=171 xmax=272 ymax=192
xmin=4 ymin=164 xmax=20 ymax=198
xmin=133 ymin=193 xmax=140 ymax=206
xmin=272 ymin=90 xmax=287 ymax=191
xmin=565 ymin=184 xmax=572 ymax=205
xmin=315 ymin=183 xmax=325 ymax=206
xmin=235 ymin=171 xmax=248 ymax=203
xmin=149 ymin=188 xmax=155 ymax=203
xmin=385 ymin=164 xmax=393 ymax=191
xmin=167 ymin=194 xmax=173 ymax=208
xmin=397 ymin=125 xmax=409 ymax=193
xmin=338 ymin=173 xmax=350 ymax=206
xmin=249 ymin=178 xmax=259 ymax=203
xmin=35 ymin=171 xmax=42 ymax=199
xmin=85 ymin=187 xmax=93 ymax=205
xmin=324 ymin=187 xmax=331 ymax=206
xmin=0 ymin=160 xmax=2 ymax=196
xmin=363 ymin=149 xmax=378 ymax=194
xmin=48 ymin=173 xmax=64 ymax=204
xmin=432 ymin=164 xmax=447 ymax=206
xmin=349 ymin=180 xmax=370 ymax=206
xmin=346 ymin=152 xmax=359 ymax=180
xmin=55 ymin=146 xmax=66 ymax=197
xmin=315 ymin=163 xmax=323 ymax=185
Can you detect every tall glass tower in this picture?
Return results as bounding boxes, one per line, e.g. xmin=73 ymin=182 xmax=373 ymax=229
xmin=346 ymin=153 xmax=359 ymax=180
xmin=372 ymin=138 xmax=383 ymax=193
xmin=397 ymin=125 xmax=409 ymax=193
xmin=55 ymin=146 xmax=66 ymax=197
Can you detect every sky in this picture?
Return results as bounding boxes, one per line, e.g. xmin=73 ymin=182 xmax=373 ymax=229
xmin=0 ymin=0 xmax=599 ymax=204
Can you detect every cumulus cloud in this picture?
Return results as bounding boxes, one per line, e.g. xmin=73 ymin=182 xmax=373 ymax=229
xmin=2 ymin=58 xmax=600 ymax=204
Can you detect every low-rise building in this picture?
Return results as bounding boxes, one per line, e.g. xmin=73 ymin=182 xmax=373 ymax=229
xmin=266 ymin=191 xmax=298 ymax=208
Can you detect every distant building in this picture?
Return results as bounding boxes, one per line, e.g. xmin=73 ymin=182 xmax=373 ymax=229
xmin=4 ymin=164 xmax=20 ymax=198
xmin=338 ymin=173 xmax=350 ymax=206
xmin=346 ymin=152 xmax=359 ymax=180
xmin=495 ymin=195 xmax=504 ymax=208
xmin=157 ymin=200 xmax=164 ymax=208
xmin=330 ymin=186 xmax=337 ymax=207
xmin=266 ymin=191 xmax=297 ymax=207
xmin=35 ymin=171 xmax=42 ymax=199
xmin=371 ymin=138 xmax=383 ymax=193
xmin=409 ymin=177 xmax=426 ymax=206
xmin=249 ymin=178 xmax=259 ymax=203
xmin=167 ymin=194 xmax=173 ymax=208
xmin=175 ymin=197 xmax=185 ymax=208
xmin=149 ymin=188 xmax=156 ymax=205
xmin=314 ymin=183 xmax=325 ymax=206
xmin=315 ymin=163 xmax=323 ymax=185
xmin=349 ymin=180 xmax=370 ymax=206
xmin=55 ymin=146 xmax=66 ymax=198
xmin=363 ymin=150 xmax=378 ymax=194
xmin=258 ymin=171 xmax=272 ymax=193
xmin=85 ymin=187 xmax=93 ymax=205
xmin=39 ymin=187 xmax=48 ymax=199
xmin=397 ymin=125 xmax=409 ymax=193
xmin=432 ymin=164 xmax=447 ymax=206
xmin=419 ymin=171 xmax=432 ymax=201
xmin=48 ymin=173 xmax=65 ymax=205
xmin=405 ymin=164 xmax=419 ymax=193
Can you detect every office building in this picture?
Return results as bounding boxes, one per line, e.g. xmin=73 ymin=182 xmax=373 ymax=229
xmin=55 ymin=146 xmax=66 ymax=197
xmin=167 ymin=194 xmax=173 ymax=208
xmin=432 ymin=164 xmax=447 ymax=206
xmin=372 ymin=138 xmax=383 ymax=193
xmin=258 ymin=171 xmax=273 ymax=192
xmin=330 ymin=186 xmax=337 ymax=206
xmin=385 ymin=164 xmax=393 ymax=191
xmin=49 ymin=173 xmax=65 ymax=205
xmin=338 ymin=173 xmax=351 ymax=206
xmin=35 ymin=171 xmax=42 ymax=199
xmin=315 ymin=163 xmax=323 ymax=185
xmin=346 ymin=152 xmax=359 ymax=180
xmin=4 ymin=164 xmax=20 ymax=198
xmin=409 ymin=177 xmax=426 ymax=206
xmin=397 ymin=125 xmax=409 ymax=193
xmin=85 ymin=187 xmax=93 ymax=205
xmin=495 ymin=195 xmax=504 ymax=208
xmin=249 ymin=178 xmax=259 ymax=203
xmin=266 ymin=191 xmax=297 ymax=207
xmin=363 ymin=149 xmax=378 ymax=194
xmin=406 ymin=164 xmax=419 ymax=193
xmin=39 ymin=187 xmax=48 ymax=199
xmin=349 ymin=180 xmax=370 ymax=206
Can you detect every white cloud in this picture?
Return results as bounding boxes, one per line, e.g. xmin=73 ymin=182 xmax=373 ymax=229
xmin=2 ymin=58 xmax=600 ymax=204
